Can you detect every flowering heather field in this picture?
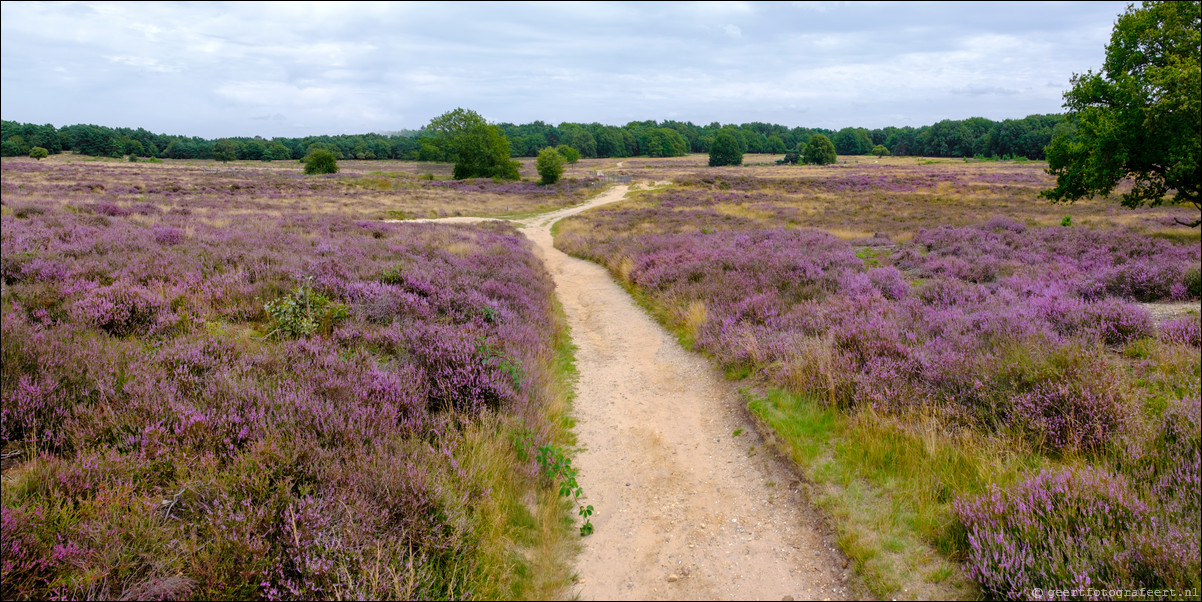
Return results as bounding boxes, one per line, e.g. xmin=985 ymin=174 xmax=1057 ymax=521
xmin=0 ymin=155 xmax=601 ymax=223
xmin=556 ymin=159 xmax=1202 ymax=598
xmin=0 ymin=163 xmax=580 ymax=599
xmin=598 ymin=155 xmax=1199 ymax=239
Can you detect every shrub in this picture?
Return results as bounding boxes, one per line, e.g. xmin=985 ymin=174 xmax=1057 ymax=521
xmin=303 ymin=149 xmax=339 ymax=175
xmin=28 ymin=147 xmax=48 ymax=160
xmin=1159 ymin=316 xmax=1201 ymax=347
xmin=954 ymin=466 xmax=1158 ymax=600
xmin=264 ymin=283 xmax=349 ymax=338
xmin=72 ymin=282 xmax=167 ymax=337
xmin=1185 ymin=267 xmax=1201 ymax=299
xmin=1080 ymin=299 xmax=1153 ymax=345
xmin=152 ymin=226 xmax=184 ymax=246
xmin=870 ymin=144 xmax=890 ymax=157
xmin=536 ymin=147 xmax=566 ymax=185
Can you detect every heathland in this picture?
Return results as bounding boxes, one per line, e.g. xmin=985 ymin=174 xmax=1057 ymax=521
xmin=555 ymin=154 xmax=1201 ymax=599
xmin=2 ymin=152 xmax=1200 ymax=600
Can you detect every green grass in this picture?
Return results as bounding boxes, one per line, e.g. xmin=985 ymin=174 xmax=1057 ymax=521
xmin=458 ymin=295 xmax=582 ymax=600
xmin=745 ymin=387 xmax=1045 ymax=599
xmin=1149 ymin=228 xmax=1202 ymax=246
xmin=855 ymin=247 xmax=890 ymax=268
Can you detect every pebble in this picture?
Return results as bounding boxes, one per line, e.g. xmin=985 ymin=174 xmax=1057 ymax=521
xmin=668 ymin=574 xmax=679 ymax=583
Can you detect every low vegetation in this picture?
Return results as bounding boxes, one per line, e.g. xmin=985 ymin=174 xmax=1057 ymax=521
xmin=0 ymin=159 xmax=588 ymax=599
xmin=555 ymin=158 xmax=1201 ymax=598
xmin=0 ymin=156 xmax=603 ymax=222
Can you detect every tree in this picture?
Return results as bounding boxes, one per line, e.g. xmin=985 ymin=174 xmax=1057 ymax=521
xmin=427 ymin=108 xmax=521 ymax=180
xmin=1041 ymin=1 xmax=1200 ymax=227
xmin=453 ymin=123 xmax=520 ymax=180
xmin=303 ymin=148 xmax=339 ymax=175
xmin=264 ymin=142 xmax=289 ymax=161
xmin=555 ymin=144 xmax=581 ymax=164
xmin=29 ymin=146 xmax=48 ymax=160
xmin=536 ymin=147 xmax=566 ymax=185
xmin=871 ymin=144 xmax=891 ymax=157
xmin=804 ymin=134 xmax=838 ymax=165
xmin=123 ymin=139 xmax=145 ymax=158
xmin=708 ymin=131 xmax=743 ymax=166
xmin=835 ymin=127 xmax=874 ymax=155
xmin=213 ymin=139 xmax=240 ymax=162
xmin=766 ymin=135 xmax=787 ymax=154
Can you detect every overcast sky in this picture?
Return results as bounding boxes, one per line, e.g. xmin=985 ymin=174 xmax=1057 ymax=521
xmin=1 ymin=1 xmax=1131 ymax=138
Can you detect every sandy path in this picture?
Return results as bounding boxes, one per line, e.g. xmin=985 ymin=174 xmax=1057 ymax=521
xmin=396 ymin=185 xmax=850 ymax=600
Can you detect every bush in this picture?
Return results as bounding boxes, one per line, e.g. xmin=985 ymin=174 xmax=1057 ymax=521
xmin=955 ymin=466 xmax=1167 ymax=600
xmin=264 ymin=283 xmax=349 ymax=338
xmin=303 ymin=149 xmax=339 ymax=175
xmin=28 ymin=147 xmax=48 ymax=161
xmin=536 ymin=147 xmax=566 ymax=185
xmin=708 ymin=132 xmax=743 ymax=167
xmin=870 ymin=144 xmax=890 ymax=157
xmin=72 ymin=282 xmax=168 ymax=337
xmin=1159 ymin=316 xmax=1201 ymax=347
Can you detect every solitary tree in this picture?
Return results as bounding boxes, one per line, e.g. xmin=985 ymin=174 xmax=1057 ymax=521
xmin=427 ymin=108 xmax=521 ymax=180
xmin=871 ymin=144 xmax=891 ymax=157
xmin=29 ymin=146 xmax=49 ymax=160
xmin=303 ymin=149 xmax=339 ymax=175
xmin=804 ymin=134 xmax=838 ymax=165
xmin=708 ymin=132 xmax=743 ymax=166
xmin=1041 ymin=1 xmax=1200 ymax=227
xmin=536 ymin=147 xmax=566 ymax=185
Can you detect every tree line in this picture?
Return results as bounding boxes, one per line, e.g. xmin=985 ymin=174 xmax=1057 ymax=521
xmin=2 ymin=113 xmax=1071 ymax=162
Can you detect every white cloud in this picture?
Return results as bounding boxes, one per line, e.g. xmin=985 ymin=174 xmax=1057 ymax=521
xmin=0 ymin=0 xmax=1133 ymax=136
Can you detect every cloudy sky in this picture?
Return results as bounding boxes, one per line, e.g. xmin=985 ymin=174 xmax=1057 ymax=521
xmin=1 ymin=1 xmax=1131 ymax=138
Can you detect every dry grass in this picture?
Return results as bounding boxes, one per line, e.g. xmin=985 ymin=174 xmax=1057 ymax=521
xmin=574 ymin=154 xmax=1195 ymax=239
xmin=1 ymin=154 xmax=606 ymax=222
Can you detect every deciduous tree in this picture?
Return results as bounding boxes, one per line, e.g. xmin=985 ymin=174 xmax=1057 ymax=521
xmin=427 ymin=108 xmax=521 ymax=180
xmin=555 ymin=145 xmax=581 ymax=164
xmin=708 ymin=132 xmax=743 ymax=166
xmin=1042 ymin=1 xmax=1200 ymax=227
xmin=804 ymin=134 xmax=838 ymax=165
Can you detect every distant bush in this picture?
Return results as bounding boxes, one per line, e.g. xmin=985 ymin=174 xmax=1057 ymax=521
xmin=870 ymin=144 xmax=890 ymax=157
xmin=28 ymin=146 xmax=48 ymax=161
xmin=303 ymin=149 xmax=339 ymax=175
xmin=536 ymin=147 xmax=566 ymax=185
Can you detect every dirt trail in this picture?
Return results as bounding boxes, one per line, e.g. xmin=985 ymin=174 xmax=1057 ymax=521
xmin=400 ymin=185 xmax=850 ymax=600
